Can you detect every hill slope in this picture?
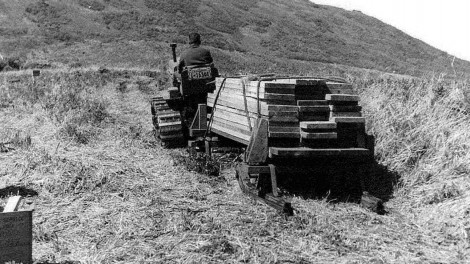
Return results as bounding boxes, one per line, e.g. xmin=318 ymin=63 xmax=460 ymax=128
xmin=1 ymin=0 xmax=469 ymax=76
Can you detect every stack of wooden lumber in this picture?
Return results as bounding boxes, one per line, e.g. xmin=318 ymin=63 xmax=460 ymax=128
xmin=208 ymin=77 xmax=365 ymax=148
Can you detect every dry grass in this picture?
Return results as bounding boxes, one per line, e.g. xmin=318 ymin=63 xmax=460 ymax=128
xmin=1 ymin=69 xmax=469 ymax=263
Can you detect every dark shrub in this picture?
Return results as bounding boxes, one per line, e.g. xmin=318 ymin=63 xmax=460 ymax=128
xmin=77 ymin=0 xmax=106 ymax=11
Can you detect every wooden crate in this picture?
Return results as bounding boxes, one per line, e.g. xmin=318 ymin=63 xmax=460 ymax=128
xmin=0 ymin=196 xmax=33 ymax=264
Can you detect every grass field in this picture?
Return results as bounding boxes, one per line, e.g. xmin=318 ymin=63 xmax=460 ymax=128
xmin=0 ymin=68 xmax=469 ymax=263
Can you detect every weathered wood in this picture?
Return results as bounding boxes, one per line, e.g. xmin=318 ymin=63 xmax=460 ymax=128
xmin=329 ymin=105 xmax=362 ymax=112
xmin=298 ymin=106 xmax=330 ymax=113
xmin=268 ymin=105 xmax=298 ymax=112
xmin=330 ymin=112 xmax=362 ymax=118
xmin=264 ymin=99 xmax=297 ymax=106
xmin=268 ymin=126 xmax=300 ymax=133
xmin=246 ymin=118 xmax=269 ymax=164
xmin=210 ymin=124 xmax=250 ymax=145
xmin=268 ymin=111 xmax=298 ymax=117
xmin=297 ymin=100 xmax=328 ymax=106
xmin=269 ymin=164 xmax=279 ymax=197
xmin=268 ymin=121 xmax=300 ymax=127
xmin=211 ymin=108 xmax=257 ymax=127
xmin=264 ymin=93 xmax=296 ymax=101
xmin=268 ymin=132 xmax=300 ymax=138
xmin=0 ymin=210 xmax=33 ymax=264
xmin=301 ymin=132 xmax=337 ymax=139
xmin=300 ymin=121 xmax=337 ymax=130
xmin=269 ymin=147 xmax=371 ymax=158
xmin=325 ymin=94 xmax=359 ymax=101
xmin=211 ymin=118 xmax=252 ymax=136
xmin=3 ymin=196 xmax=22 ymax=212
xmin=332 ymin=117 xmax=366 ymax=123
xmin=299 ymin=113 xmax=329 ymax=121
xmin=268 ymin=116 xmax=299 ymax=122
xmin=208 ymin=93 xmax=268 ymax=115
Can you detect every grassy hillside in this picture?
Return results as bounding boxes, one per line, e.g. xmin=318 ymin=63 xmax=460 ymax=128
xmin=1 ymin=0 xmax=469 ymax=77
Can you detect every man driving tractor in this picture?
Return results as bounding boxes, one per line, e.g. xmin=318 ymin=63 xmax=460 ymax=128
xmin=178 ymin=33 xmax=213 ymax=73
xmin=168 ymin=33 xmax=218 ymax=138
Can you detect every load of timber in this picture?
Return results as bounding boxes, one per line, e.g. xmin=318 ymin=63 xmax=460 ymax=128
xmin=207 ymin=77 xmax=368 ymax=152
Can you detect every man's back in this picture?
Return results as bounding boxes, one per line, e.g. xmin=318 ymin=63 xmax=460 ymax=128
xmin=178 ymin=44 xmax=213 ymax=72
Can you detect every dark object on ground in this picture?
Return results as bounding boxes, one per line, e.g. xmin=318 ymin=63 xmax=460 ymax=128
xmin=361 ymin=191 xmax=385 ymax=214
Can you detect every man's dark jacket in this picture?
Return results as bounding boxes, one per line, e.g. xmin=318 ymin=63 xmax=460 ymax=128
xmin=178 ymin=44 xmax=213 ymax=72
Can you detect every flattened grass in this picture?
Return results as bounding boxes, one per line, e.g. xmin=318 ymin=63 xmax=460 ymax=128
xmin=0 ymin=69 xmax=468 ymax=263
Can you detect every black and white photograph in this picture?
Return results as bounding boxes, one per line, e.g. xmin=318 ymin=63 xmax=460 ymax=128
xmin=1 ymin=0 xmax=469 ymax=263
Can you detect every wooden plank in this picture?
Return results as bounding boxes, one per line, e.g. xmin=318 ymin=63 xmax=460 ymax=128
xmin=300 ymin=121 xmax=337 ymax=130
xmin=269 ymin=147 xmax=371 ymax=158
xmin=325 ymin=94 xmax=359 ymax=102
xmin=265 ymin=83 xmax=296 ymax=89
xmin=268 ymin=126 xmax=300 ymax=133
xmin=301 ymin=131 xmax=337 ymax=139
xmin=330 ymin=112 xmax=362 ymax=118
xmin=211 ymin=119 xmax=252 ymax=135
xmin=298 ymin=106 xmax=330 ymax=113
xmin=264 ymin=93 xmax=296 ymax=101
xmin=264 ymin=99 xmax=297 ymax=105
xmin=210 ymin=124 xmax=250 ymax=145
xmin=268 ymin=116 xmax=299 ymax=122
xmin=208 ymin=93 xmax=268 ymax=115
xmin=269 ymin=164 xmax=279 ymax=197
xmin=297 ymin=100 xmax=328 ymax=106
xmin=295 ymin=95 xmax=327 ymax=101
xmin=269 ymin=121 xmax=299 ymax=127
xmin=212 ymin=108 xmax=257 ymax=127
xmin=332 ymin=117 xmax=365 ymax=123
xmin=299 ymin=113 xmax=329 ymax=121
xmin=246 ymin=118 xmax=269 ymax=164
xmin=3 ymin=196 xmax=22 ymax=212
xmin=214 ymin=104 xmax=262 ymax=119
xmin=216 ymin=79 xmax=298 ymax=97
xmin=268 ymin=111 xmax=298 ymax=118
xmin=267 ymin=105 xmax=298 ymax=112
xmin=329 ymin=105 xmax=362 ymax=112
xmin=0 ymin=211 xmax=33 ymax=264
xmin=268 ymin=132 xmax=300 ymax=138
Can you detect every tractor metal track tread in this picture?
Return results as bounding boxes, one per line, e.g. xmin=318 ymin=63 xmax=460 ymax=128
xmin=151 ymin=97 xmax=185 ymax=147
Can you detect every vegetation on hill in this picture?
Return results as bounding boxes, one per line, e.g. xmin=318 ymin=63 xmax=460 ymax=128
xmin=1 ymin=0 xmax=469 ymax=77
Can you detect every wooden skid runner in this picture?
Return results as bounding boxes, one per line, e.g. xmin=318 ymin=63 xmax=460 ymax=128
xmin=236 ymin=164 xmax=293 ymax=215
xmin=269 ymin=147 xmax=371 ymax=158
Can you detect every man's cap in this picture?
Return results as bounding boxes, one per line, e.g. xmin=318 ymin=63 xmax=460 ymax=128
xmin=188 ymin=33 xmax=201 ymax=45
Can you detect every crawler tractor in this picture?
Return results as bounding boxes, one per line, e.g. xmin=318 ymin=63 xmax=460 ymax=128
xmin=151 ymin=44 xmax=376 ymax=215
